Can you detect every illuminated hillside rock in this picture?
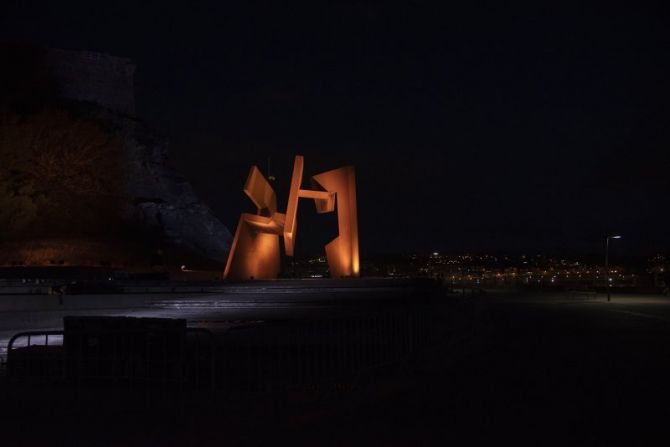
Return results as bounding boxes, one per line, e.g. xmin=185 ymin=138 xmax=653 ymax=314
xmin=0 ymin=45 xmax=232 ymax=265
xmin=120 ymin=119 xmax=232 ymax=263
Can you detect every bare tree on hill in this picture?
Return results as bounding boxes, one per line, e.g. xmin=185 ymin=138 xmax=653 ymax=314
xmin=0 ymin=108 xmax=125 ymax=239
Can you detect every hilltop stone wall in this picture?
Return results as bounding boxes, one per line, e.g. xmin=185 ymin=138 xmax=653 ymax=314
xmin=39 ymin=48 xmax=232 ymax=264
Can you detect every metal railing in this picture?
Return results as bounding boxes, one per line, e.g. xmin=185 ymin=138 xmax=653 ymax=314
xmin=7 ymin=330 xmax=65 ymax=383
xmin=4 ymin=305 xmax=439 ymax=394
xmin=213 ymin=308 xmax=433 ymax=395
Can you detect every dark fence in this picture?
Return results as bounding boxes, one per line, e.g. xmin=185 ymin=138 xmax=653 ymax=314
xmin=214 ymin=308 xmax=432 ymax=394
xmin=6 ymin=300 xmax=441 ymax=395
xmin=6 ymin=331 xmax=64 ymax=383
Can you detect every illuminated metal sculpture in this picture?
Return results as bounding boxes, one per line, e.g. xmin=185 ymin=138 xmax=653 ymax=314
xmin=224 ymin=155 xmax=359 ymax=280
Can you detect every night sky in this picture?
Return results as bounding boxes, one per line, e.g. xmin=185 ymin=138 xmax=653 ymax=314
xmin=2 ymin=2 xmax=669 ymax=257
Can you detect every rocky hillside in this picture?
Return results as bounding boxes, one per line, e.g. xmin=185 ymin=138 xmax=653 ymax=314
xmin=0 ymin=44 xmax=232 ymax=267
xmin=119 ymin=117 xmax=232 ymax=264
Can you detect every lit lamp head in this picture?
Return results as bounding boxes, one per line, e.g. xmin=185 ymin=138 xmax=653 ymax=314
xmin=609 ymin=235 xmax=622 ymax=240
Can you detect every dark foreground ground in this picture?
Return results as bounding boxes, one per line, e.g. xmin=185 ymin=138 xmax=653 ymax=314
xmin=299 ymin=292 xmax=670 ymax=446
xmin=1 ymin=288 xmax=669 ymax=446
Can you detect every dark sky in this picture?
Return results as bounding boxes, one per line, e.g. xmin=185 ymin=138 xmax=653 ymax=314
xmin=2 ymin=1 xmax=669 ymax=257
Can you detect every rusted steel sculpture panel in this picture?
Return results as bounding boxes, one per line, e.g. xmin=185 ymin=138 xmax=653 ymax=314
xmin=224 ymin=156 xmax=359 ymax=280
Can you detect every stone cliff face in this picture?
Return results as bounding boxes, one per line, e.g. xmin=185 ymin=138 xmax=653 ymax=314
xmin=120 ymin=121 xmax=232 ymax=263
xmin=43 ymin=47 xmax=232 ymax=264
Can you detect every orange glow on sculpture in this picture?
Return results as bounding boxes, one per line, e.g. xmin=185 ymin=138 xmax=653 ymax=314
xmin=312 ymin=166 xmax=359 ymax=277
xmin=224 ymin=155 xmax=359 ymax=280
xmin=223 ymin=166 xmax=285 ymax=280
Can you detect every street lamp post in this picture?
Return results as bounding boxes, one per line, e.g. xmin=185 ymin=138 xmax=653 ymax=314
xmin=605 ymin=235 xmax=622 ymax=302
